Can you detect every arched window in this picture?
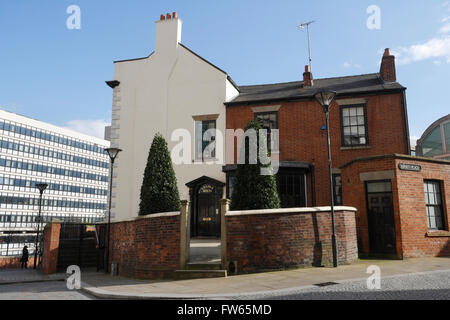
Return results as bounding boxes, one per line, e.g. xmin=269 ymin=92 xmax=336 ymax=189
xmin=417 ymin=114 xmax=450 ymax=159
xmin=445 ymin=122 xmax=450 ymax=153
xmin=421 ymin=126 xmax=443 ymax=157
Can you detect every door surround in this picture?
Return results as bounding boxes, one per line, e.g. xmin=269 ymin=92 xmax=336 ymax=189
xmin=186 ymin=176 xmax=225 ymax=239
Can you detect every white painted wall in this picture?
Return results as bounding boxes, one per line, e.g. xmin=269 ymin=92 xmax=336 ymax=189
xmin=110 ymin=16 xmax=238 ymax=221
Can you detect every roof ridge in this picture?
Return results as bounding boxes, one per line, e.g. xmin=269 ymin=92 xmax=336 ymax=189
xmin=114 ymin=52 xmax=154 ymax=64
xmin=179 ymin=43 xmax=227 ymax=75
xmin=239 ymin=80 xmax=303 ymax=88
xmin=238 ymin=73 xmax=380 ymax=89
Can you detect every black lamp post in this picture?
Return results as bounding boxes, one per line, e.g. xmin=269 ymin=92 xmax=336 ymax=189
xmin=104 ymin=147 xmax=122 ymax=273
xmin=34 ymin=183 xmax=48 ymax=269
xmin=314 ymin=90 xmax=339 ymax=268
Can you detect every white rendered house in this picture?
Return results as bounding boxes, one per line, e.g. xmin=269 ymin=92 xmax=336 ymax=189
xmin=107 ymin=13 xmax=239 ymax=236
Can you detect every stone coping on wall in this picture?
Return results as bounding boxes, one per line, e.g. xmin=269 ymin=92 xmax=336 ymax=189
xmin=226 ymin=206 xmax=357 ymax=217
xmin=340 ymin=153 xmax=450 ymax=169
xmin=111 ymin=212 xmax=180 ymax=224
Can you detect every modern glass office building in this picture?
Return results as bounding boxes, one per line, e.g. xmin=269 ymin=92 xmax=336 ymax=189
xmin=417 ymin=114 xmax=450 ymax=161
xmin=0 ymin=109 xmax=110 ymax=256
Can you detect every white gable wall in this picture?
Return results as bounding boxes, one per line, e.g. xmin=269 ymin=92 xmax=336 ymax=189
xmin=110 ymin=17 xmax=237 ymax=221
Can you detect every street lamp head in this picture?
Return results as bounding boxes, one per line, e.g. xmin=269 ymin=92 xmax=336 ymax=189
xmin=36 ymin=183 xmax=48 ymax=194
xmin=105 ymin=147 xmax=122 ymax=162
xmin=314 ymin=90 xmax=337 ymax=113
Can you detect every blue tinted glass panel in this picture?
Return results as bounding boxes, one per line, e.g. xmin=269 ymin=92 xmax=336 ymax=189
xmin=422 ymin=126 xmax=443 ymax=157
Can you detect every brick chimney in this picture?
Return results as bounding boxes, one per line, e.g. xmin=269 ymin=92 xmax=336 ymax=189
xmin=303 ymin=65 xmax=313 ymax=87
xmin=155 ymin=12 xmax=182 ymax=53
xmin=380 ymin=48 xmax=396 ymax=82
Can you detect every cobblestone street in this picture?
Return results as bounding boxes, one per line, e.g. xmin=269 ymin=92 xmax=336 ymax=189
xmin=229 ymin=270 xmax=450 ymax=300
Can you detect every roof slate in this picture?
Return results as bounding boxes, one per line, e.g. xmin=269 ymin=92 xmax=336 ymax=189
xmin=112 ymin=45 xmax=406 ymax=106
xmin=227 ymin=73 xmax=406 ymax=106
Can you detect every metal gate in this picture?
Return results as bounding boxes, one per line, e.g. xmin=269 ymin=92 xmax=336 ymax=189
xmin=57 ymin=223 xmax=104 ymax=272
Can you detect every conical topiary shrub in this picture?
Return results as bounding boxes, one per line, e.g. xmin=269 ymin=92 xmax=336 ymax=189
xmin=139 ymin=133 xmax=181 ymax=215
xmin=230 ymin=120 xmax=280 ymax=210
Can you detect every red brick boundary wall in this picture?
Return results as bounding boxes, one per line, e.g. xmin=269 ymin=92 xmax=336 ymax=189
xmin=109 ymin=212 xmax=181 ymax=280
xmin=224 ymin=207 xmax=358 ymax=274
xmin=41 ymin=222 xmax=61 ymax=274
xmin=0 ymin=256 xmax=34 ymax=269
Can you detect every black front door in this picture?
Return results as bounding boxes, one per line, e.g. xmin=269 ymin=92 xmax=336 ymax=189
xmin=197 ymin=185 xmax=220 ymax=237
xmin=366 ymin=181 xmax=396 ymax=254
xmin=187 ymin=176 xmax=225 ymax=239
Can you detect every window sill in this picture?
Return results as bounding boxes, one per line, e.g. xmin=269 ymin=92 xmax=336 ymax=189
xmin=340 ymin=145 xmax=371 ymax=151
xmin=192 ymin=158 xmax=219 ymax=164
xmin=426 ymin=231 xmax=450 ymax=238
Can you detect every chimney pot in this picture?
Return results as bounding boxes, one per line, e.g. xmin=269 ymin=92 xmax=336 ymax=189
xmin=380 ymin=48 xmax=396 ymax=82
xmin=160 ymin=14 xmax=166 ymax=21
xmin=155 ymin=10 xmax=182 ymax=53
xmin=173 ymin=12 xmax=178 ymax=19
xmin=303 ymin=65 xmax=313 ymax=87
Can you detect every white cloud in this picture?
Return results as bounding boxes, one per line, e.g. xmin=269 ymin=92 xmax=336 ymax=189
xmin=440 ymin=23 xmax=450 ymax=33
xmin=391 ymin=5 xmax=450 ymax=65
xmin=0 ymin=104 xmax=22 ymax=114
xmin=392 ymin=36 xmax=450 ymax=65
xmin=63 ymin=119 xmax=110 ymax=139
xmin=410 ymin=136 xmax=419 ymax=148
xmin=342 ymin=61 xmax=361 ymax=69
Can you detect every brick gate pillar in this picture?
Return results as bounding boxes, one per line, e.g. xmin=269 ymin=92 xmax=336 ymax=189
xmin=42 ymin=222 xmax=61 ymax=275
xmin=180 ymin=200 xmax=190 ymax=269
xmin=220 ymin=199 xmax=231 ymax=270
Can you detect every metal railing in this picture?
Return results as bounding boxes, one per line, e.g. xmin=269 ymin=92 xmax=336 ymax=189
xmin=0 ymin=234 xmax=36 ymax=257
xmin=0 ymin=213 xmax=105 ymax=230
xmin=0 ymin=213 xmax=106 ymax=257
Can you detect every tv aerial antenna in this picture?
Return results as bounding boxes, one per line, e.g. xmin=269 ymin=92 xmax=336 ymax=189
xmin=298 ymin=21 xmax=315 ymax=70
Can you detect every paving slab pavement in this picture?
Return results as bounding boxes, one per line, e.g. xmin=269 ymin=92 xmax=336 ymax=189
xmin=189 ymin=239 xmax=221 ymax=263
xmin=0 ymin=281 xmax=94 ymax=300
xmin=79 ymin=257 xmax=450 ymax=299
xmin=0 ymin=269 xmax=66 ymax=285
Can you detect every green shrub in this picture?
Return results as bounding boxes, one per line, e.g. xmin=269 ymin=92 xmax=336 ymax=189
xmin=230 ymin=120 xmax=280 ymax=210
xmin=139 ymin=133 xmax=181 ymax=215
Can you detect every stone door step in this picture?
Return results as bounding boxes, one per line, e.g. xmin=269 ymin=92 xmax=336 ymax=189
xmin=185 ymin=263 xmax=222 ymax=271
xmin=174 ymin=269 xmax=227 ymax=280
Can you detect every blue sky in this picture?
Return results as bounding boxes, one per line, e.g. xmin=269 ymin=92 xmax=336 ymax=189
xmin=1 ymin=1 xmax=449 ymax=140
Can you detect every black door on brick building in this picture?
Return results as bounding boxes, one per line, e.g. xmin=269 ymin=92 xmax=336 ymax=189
xmin=187 ymin=176 xmax=224 ymax=238
xmin=365 ymin=181 xmax=397 ymax=254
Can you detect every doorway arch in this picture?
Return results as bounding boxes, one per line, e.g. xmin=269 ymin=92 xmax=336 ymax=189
xmin=186 ymin=176 xmax=225 ymax=238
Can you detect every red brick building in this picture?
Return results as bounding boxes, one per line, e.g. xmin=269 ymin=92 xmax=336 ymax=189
xmin=224 ymin=49 xmax=409 ymax=207
xmin=341 ymin=154 xmax=449 ymax=258
xmin=224 ymin=49 xmax=449 ymax=258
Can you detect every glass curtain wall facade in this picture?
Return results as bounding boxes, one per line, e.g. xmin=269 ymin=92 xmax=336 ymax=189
xmin=417 ymin=114 xmax=450 ymax=161
xmin=0 ymin=110 xmax=109 ymax=257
